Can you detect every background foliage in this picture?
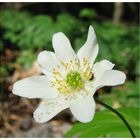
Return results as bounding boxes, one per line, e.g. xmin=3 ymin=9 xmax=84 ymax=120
xmin=0 ymin=3 xmax=139 ymax=138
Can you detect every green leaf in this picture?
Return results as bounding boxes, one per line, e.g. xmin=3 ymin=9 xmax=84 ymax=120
xmin=16 ymin=50 xmax=36 ymax=69
xmin=79 ymin=8 xmax=96 ymax=18
xmin=65 ymin=107 xmax=139 ymax=138
xmin=99 ymin=81 xmax=139 ymax=108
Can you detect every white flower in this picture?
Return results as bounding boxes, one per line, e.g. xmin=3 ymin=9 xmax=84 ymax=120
xmin=12 ymin=25 xmax=126 ymax=123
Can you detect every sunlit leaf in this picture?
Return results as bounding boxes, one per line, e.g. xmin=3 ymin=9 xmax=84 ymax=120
xmin=65 ymin=107 xmax=139 ymax=138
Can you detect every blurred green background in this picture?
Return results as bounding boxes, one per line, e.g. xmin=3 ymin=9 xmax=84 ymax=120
xmin=0 ymin=3 xmax=139 ymax=138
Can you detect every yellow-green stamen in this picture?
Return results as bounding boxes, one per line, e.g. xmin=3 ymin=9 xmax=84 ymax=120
xmin=66 ymin=71 xmax=82 ymax=89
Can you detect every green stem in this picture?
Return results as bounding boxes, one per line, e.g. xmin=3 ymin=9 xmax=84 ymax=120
xmin=95 ymin=98 xmax=136 ymax=138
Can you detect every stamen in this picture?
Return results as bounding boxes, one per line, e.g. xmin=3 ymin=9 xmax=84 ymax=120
xmin=50 ymin=58 xmax=92 ymax=97
xmin=82 ymin=58 xmax=93 ymax=80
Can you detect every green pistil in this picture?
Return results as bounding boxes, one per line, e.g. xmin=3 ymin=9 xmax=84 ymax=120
xmin=66 ymin=71 xmax=82 ymax=89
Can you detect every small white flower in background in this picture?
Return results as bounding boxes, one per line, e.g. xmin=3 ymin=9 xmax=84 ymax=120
xmin=12 ymin=25 xmax=126 ymax=123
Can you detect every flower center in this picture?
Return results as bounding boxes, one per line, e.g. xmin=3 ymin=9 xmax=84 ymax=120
xmin=65 ymin=71 xmax=82 ymax=89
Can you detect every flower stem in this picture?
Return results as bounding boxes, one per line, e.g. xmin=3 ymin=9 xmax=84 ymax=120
xmin=95 ymin=98 xmax=136 ymax=138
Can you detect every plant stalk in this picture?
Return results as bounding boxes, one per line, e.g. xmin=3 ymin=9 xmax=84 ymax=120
xmin=95 ymin=98 xmax=136 ymax=138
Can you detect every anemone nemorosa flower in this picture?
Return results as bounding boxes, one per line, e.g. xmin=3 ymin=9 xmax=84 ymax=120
xmin=12 ymin=26 xmax=126 ymax=123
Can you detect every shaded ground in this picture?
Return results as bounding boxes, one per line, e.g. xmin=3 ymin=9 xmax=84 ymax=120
xmin=0 ymin=94 xmax=72 ymax=137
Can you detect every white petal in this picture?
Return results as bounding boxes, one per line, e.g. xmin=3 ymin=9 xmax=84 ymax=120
xmin=52 ymin=32 xmax=78 ymax=67
xmin=92 ymin=60 xmax=115 ymax=78
xmin=37 ymin=51 xmax=64 ymax=77
xmin=33 ymin=97 xmax=69 ymax=123
xmin=70 ymin=95 xmax=96 ymax=123
xmin=12 ymin=76 xmax=59 ymax=99
xmin=95 ymin=70 xmax=126 ymax=90
xmin=77 ymin=25 xmax=99 ymax=69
